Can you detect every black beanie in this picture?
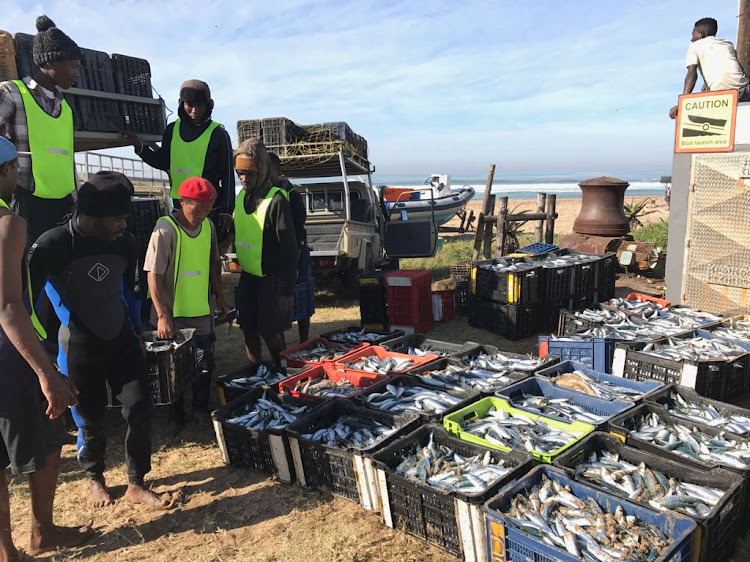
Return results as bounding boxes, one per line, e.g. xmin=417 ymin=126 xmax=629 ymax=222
xmin=32 ymin=15 xmax=83 ymax=67
xmin=77 ymin=171 xmax=133 ymax=218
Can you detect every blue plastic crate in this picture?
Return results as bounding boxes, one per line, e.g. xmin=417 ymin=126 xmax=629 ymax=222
xmin=535 ymin=360 xmax=664 ymax=403
xmin=484 ymin=465 xmax=696 ymax=562
xmin=496 ymin=375 xmax=634 ymax=430
xmin=539 ymin=335 xmax=626 ymax=373
xmin=292 ymin=277 xmax=315 ymax=321
xmin=517 ymin=242 xmax=559 ymax=255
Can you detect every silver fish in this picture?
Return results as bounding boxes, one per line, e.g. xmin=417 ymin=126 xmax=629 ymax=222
xmin=225 ymin=365 xmax=288 ymax=389
xmin=515 ymin=394 xmax=605 ymax=424
xmin=301 ymin=415 xmax=397 ymax=449
xmin=417 ymin=364 xmax=520 ymax=393
xmin=665 ymin=391 xmax=750 ymax=436
xmin=344 ymin=355 xmax=416 ymax=374
xmin=457 ymin=352 xmax=547 ymax=373
xmin=327 ymin=330 xmax=385 ymax=344
xmin=364 ymin=383 xmax=463 ymax=415
xmin=288 ymin=342 xmax=355 ymax=362
xmin=640 ymin=336 xmax=746 ymax=362
xmin=226 ymin=392 xmax=313 ymax=430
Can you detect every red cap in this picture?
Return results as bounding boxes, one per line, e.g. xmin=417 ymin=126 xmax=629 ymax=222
xmin=178 ymin=177 xmax=217 ymax=204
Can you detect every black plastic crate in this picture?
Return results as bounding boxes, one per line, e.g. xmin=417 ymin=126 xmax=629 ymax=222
xmin=74 ymin=48 xmax=115 ymax=93
xmin=320 ymin=326 xmax=403 ymax=346
xmin=571 ymin=290 xmax=596 ymax=312
xmin=451 ymin=345 xmax=559 ymax=373
xmin=572 ymin=258 xmax=598 ymax=295
xmin=286 ymin=400 xmax=420 ymax=502
xmin=119 ymin=100 xmax=165 ymax=136
xmin=13 ymin=33 xmax=34 ymax=79
xmin=612 ymin=339 xmax=745 ymax=401
xmin=557 ymin=308 xmax=601 ymax=337
xmin=212 ymin=388 xmax=323 ymax=482
xmin=553 ymin=432 xmax=744 ymax=562
xmin=450 ymin=262 xmax=471 ymax=282
xmin=596 ymin=283 xmax=616 ymax=303
xmin=381 ymin=334 xmax=477 ymax=358
xmin=358 ymin=272 xmax=388 ymax=327
xmin=126 ymin=196 xmax=162 ymax=258
xmin=237 ymin=119 xmax=262 ymax=143
xmin=111 ymin=54 xmax=152 ymax=97
xmin=597 ymin=252 xmax=618 ymax=288
xmin=261 ymin=117 xmax=305 ymax=146
xmin=453 ymin=279 xmax=470 ymax=315
xmin=541 ymin=260 xmax=575 ymax=300
xmin=475 ymin=261 xmax=542 ymax=304
xmin=468 ymin=297 xmax=540 ymax=340
xmin=543 ymin=297 xmax=573 ymax=332
xmin=354 ymin=375 xmax=480 ymax=421
xmin=67 ymin=94 xmax=122 ymax=132
xmin=216 ymin=363 xmax=304 ymax=406
xmin=371 ymin=425 xmax=534 ymax=558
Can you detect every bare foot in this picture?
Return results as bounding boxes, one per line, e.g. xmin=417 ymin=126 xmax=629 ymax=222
xmin=28 ymin=522 xmax=94 ymax=556
xmin=123 ymin=484 xmax=171 ymax=509
xmin=89 ymin=479 xmax=114 ymax=508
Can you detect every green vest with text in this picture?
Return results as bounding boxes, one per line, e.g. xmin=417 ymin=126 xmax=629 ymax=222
xmin=12 ymin=80 xmax=75 ymax=200
xmin=234 ymin=187 xmax=288 ymax=277
xmin=158 ymin=215 xmax=212 ymax=318
xmin=169 ymin=119 xmax=222 ymax=199
xmin=0 ymin=198 xmax=47 ymax=339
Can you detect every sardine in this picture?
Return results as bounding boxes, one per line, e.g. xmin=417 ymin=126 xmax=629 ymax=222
xmin=301 ymin=414 xmax=397 ymax=449
xmin=327 ymin=330 xmax=385 ymax=344
xmin=225 ymin=391 xmax=314 ymax=430
xmin=344 ymin=355 xmax=416 ymax=374
xmin=225 ymin=365 xmax=288 ymax=390
xmin=364 ymin=382 xmax=464 ymax=415
xmin=288 ymin=341 xmax=355 ymax=362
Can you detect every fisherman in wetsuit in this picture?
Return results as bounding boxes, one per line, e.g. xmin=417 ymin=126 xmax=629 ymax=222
xmin=0 ymin=137 xmax=91 ymax=561
xmin=27 ymin=171 xmax=169 ymax=509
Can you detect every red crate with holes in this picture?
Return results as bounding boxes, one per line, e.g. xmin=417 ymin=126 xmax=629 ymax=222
xmin=385 ymin=270 xmax=433 ymax=334
xmin=431 ymin=290 xmax=455 ymax=322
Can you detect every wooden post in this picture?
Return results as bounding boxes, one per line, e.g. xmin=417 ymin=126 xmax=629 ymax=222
xmin=545 ymin=194 xmax=557 ymax=244
xmin=472 ymin=164 xmax=496 ymax=260
xmin=739 ymin=0 xmax=750 ymax=86
xmin=534 ymin=192 xmax=547 ymax=244
xmin=472 ymin=213 xmax=485 ymax=260
xmin=496 ymin=196 xmax=508 ymax=257
xmin=482 ymin=194 xmax=496 ymax=259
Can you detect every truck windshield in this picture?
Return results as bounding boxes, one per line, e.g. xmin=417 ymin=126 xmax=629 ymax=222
xmin=308 ymin=190 xmax=359 ymax=212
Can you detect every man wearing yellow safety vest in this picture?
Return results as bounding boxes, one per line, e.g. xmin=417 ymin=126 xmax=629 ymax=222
xmin=144 ymin=177 xmax=227 ymax=436
xmin=0 ymin=137 xmax=91 ymax=560
xmin=232 ymin=139 xmax=298 ymax=368
xmin=124 ymin=80 xmax=235 ymax=242
xmin=0 ymin=15 xmax=81 ymax=243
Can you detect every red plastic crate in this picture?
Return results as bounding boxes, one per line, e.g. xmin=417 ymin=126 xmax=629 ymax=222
xmin=431 ymin=290 xmax=455 ymax=322
xmin=385 ymin=270 xmax=433 ymax=333
xmin=280 ymin=338 xmax=366 ymax=369
xmin=279 ymin=364 xmax=387 ymax=400
xmin=624 ymin=292 xmax=671 ymax=308
xmin=333 ymin=345 xmax=438 ymax=376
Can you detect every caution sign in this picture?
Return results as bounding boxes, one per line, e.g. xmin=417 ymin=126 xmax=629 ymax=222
xmin=675 ymin=90 xmax=737 ymax=153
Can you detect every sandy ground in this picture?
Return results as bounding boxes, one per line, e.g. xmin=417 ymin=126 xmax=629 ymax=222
xmin=441 ymin=195 xmax=669 ymax=235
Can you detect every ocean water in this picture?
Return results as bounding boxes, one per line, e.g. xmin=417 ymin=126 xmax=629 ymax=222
xmin=374 ymin=176 xmax=667 ymax=200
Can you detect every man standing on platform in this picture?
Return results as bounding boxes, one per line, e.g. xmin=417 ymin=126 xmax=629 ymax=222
xmin=124 ymin=80 xmax=235 ymax=242
xmin=0 ymin=15 xmax=81 ymax=242
xmin=232 ymin=139 xmax=298 ymax=367
xmin=144 ymin=177 xmax=226 ymax=436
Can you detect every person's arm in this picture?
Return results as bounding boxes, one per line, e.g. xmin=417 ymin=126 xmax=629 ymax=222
xmin=208 ymin=227 xmax=227 ymax=318
xmin=682 ymin=65 xmax=699 ymax=95
xmin=123 ymin=122 xmax=174 ymax=172
xmin=143 ymin=226 xmax=174 ymax=339
xmin=271 ymin=196 xmax=299 ymax=300
xmin=1 ymin=215 xmax=76 ymax=418
xmin=214 ymin=127 xmax=236 ymax=216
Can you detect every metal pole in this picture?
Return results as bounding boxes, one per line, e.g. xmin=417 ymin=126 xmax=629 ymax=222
xmin=738 ymin=0 xmax=750 ymax=80
xmin=338 ymin=151 xmax=351 ymax=221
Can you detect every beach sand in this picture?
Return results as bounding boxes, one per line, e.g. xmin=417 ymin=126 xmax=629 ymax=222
xmin=441 ymin=194 xmax=669 ymax=236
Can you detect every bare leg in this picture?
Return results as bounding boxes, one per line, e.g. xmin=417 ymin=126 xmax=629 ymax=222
xmin=297 ymin=318 xmax=311 ymax=343
xmin=262 ymin=333 xmax=286 ymax=369
xmin=123 ymin=483 xmax=170 ymax=508
xmin=27 ymin=450 xmax=93 ymax=555
xmin=0 ymin=471 xmax=20 ymax=562
xmin=243 ymin=330 xmax=262 ymax=363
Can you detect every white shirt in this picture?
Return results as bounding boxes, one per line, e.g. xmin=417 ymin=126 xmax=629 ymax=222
xmin=686 ymin=36 xmax=749 ymax=91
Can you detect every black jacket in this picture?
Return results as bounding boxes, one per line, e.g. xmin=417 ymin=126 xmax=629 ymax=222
xmin=279 ymin=179 xmax=307 ymax=247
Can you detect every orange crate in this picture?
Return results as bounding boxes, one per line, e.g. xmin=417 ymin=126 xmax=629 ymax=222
xmin=383 ymin=187 xmax=418 ymax=202
xmin=279 ymin=364 xmax=387 ymax=400
xmin=333 ymin=345 xmax=438 ymax=376
xmin=624 ymin=292 xmax=671 ymax=309
xmin=280 ymin=338 xmax=366 ymax=369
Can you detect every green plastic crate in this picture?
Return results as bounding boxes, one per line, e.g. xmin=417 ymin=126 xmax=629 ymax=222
xmin=442 ymin=397 xmax=595 ymax=464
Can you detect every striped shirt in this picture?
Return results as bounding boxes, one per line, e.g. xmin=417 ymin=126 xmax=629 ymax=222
xmin=0 ymin=76 xmax=65 ymax=192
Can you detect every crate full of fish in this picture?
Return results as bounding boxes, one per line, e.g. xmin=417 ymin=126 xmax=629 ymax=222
xmin=407 ymin=358 xmax=530 ymax=395
xmin=279 ymin=364 xmax=387 ymax=400
xmin=533 ymin=251 xmax=577 ymax=300
xmin=279 ymin=338 xmax=366 ymax=369
xmin=128 ymin=329 xmax=197 ymax=406
xmin=371 ymin=425 xmax=534 ymax=562
xmin=211 ymin=388 xmax=323 ymax=483
xmin=535 ymin=360 xmax=664 ymax=405
xmin=553 ymin=432 xmax=744 ymax=562
xmin=216 ymin=363 xmax=303 ymax=406
xmin=380 ymin=334 xmax=478 ymax=359
xmin=496 ymin=376 xmax=635 ymax=431
xmin=285 ymin=400 xmax=420 ymax=511
xmin=474 ymin=258 xmax=542 ymax=304
xmin=611 ymin=330 xmax=748 ymax=401
xmin=333 ymin=345 xmax=438 ymax=377
xmin=443 ymin=397 xmax=595 ymax=464
xmin=468 ymin=297 xmax=541 ymax=340
xmin=645 ymin=384 xmax=750 ymax=437
xmin=705 ymin=319 xmax=750 ymax=391
xmin=483 ymin=465 xmax=697 ymax=562
xmin=451 ymin=345 xmax=559 ymax=375
xmin=319 ymin=326 xmax=404 ymax=346
xmin=354 ymin=375 xmax=480 ymax=421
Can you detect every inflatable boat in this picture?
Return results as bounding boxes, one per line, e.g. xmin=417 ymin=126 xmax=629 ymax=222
xmin=381 ymin=175 xmax=475 ymax=226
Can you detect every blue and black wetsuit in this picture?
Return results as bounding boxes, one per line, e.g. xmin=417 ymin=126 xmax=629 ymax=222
xmin=27 ymin=215 xmax=153 ymax=485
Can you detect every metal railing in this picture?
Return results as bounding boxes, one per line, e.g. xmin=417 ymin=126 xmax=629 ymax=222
xmin=75 ymin=152 xmax=169 ymax=197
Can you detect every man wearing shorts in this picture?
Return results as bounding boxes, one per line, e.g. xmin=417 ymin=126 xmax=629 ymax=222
xmin=232 ymin=139 xmax=298 ymax=367
xmin=0 ymin=137 xmax=89 ymax=561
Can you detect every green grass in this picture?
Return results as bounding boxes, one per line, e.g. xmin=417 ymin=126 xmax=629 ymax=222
xmin=631 ymin=220 xmax=668 ymax=250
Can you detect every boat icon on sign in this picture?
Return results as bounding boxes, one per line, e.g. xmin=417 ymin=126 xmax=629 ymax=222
xmin=682 ymin=114 xmax=727 ymax=137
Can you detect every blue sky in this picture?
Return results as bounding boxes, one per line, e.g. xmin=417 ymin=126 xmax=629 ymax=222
xmin=4 ymin=1 xmax=742 ymax=178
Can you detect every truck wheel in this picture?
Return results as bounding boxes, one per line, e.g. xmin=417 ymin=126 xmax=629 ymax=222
xmin=382 ymin=257 xmax=399 ymax=271
xmin=361 ymin=247 xmax=375 ymax=274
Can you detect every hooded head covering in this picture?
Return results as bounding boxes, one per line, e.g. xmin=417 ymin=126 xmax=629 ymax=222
xmin=77 ymin=171 xmax=134 ymax=217
xmin=235 ymin=138 xmax=271 ymax=195
xmin=178 ymin=79 xmax=214 ymax=122
xmin=32 ymin=15 xmax=83 ymax=67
